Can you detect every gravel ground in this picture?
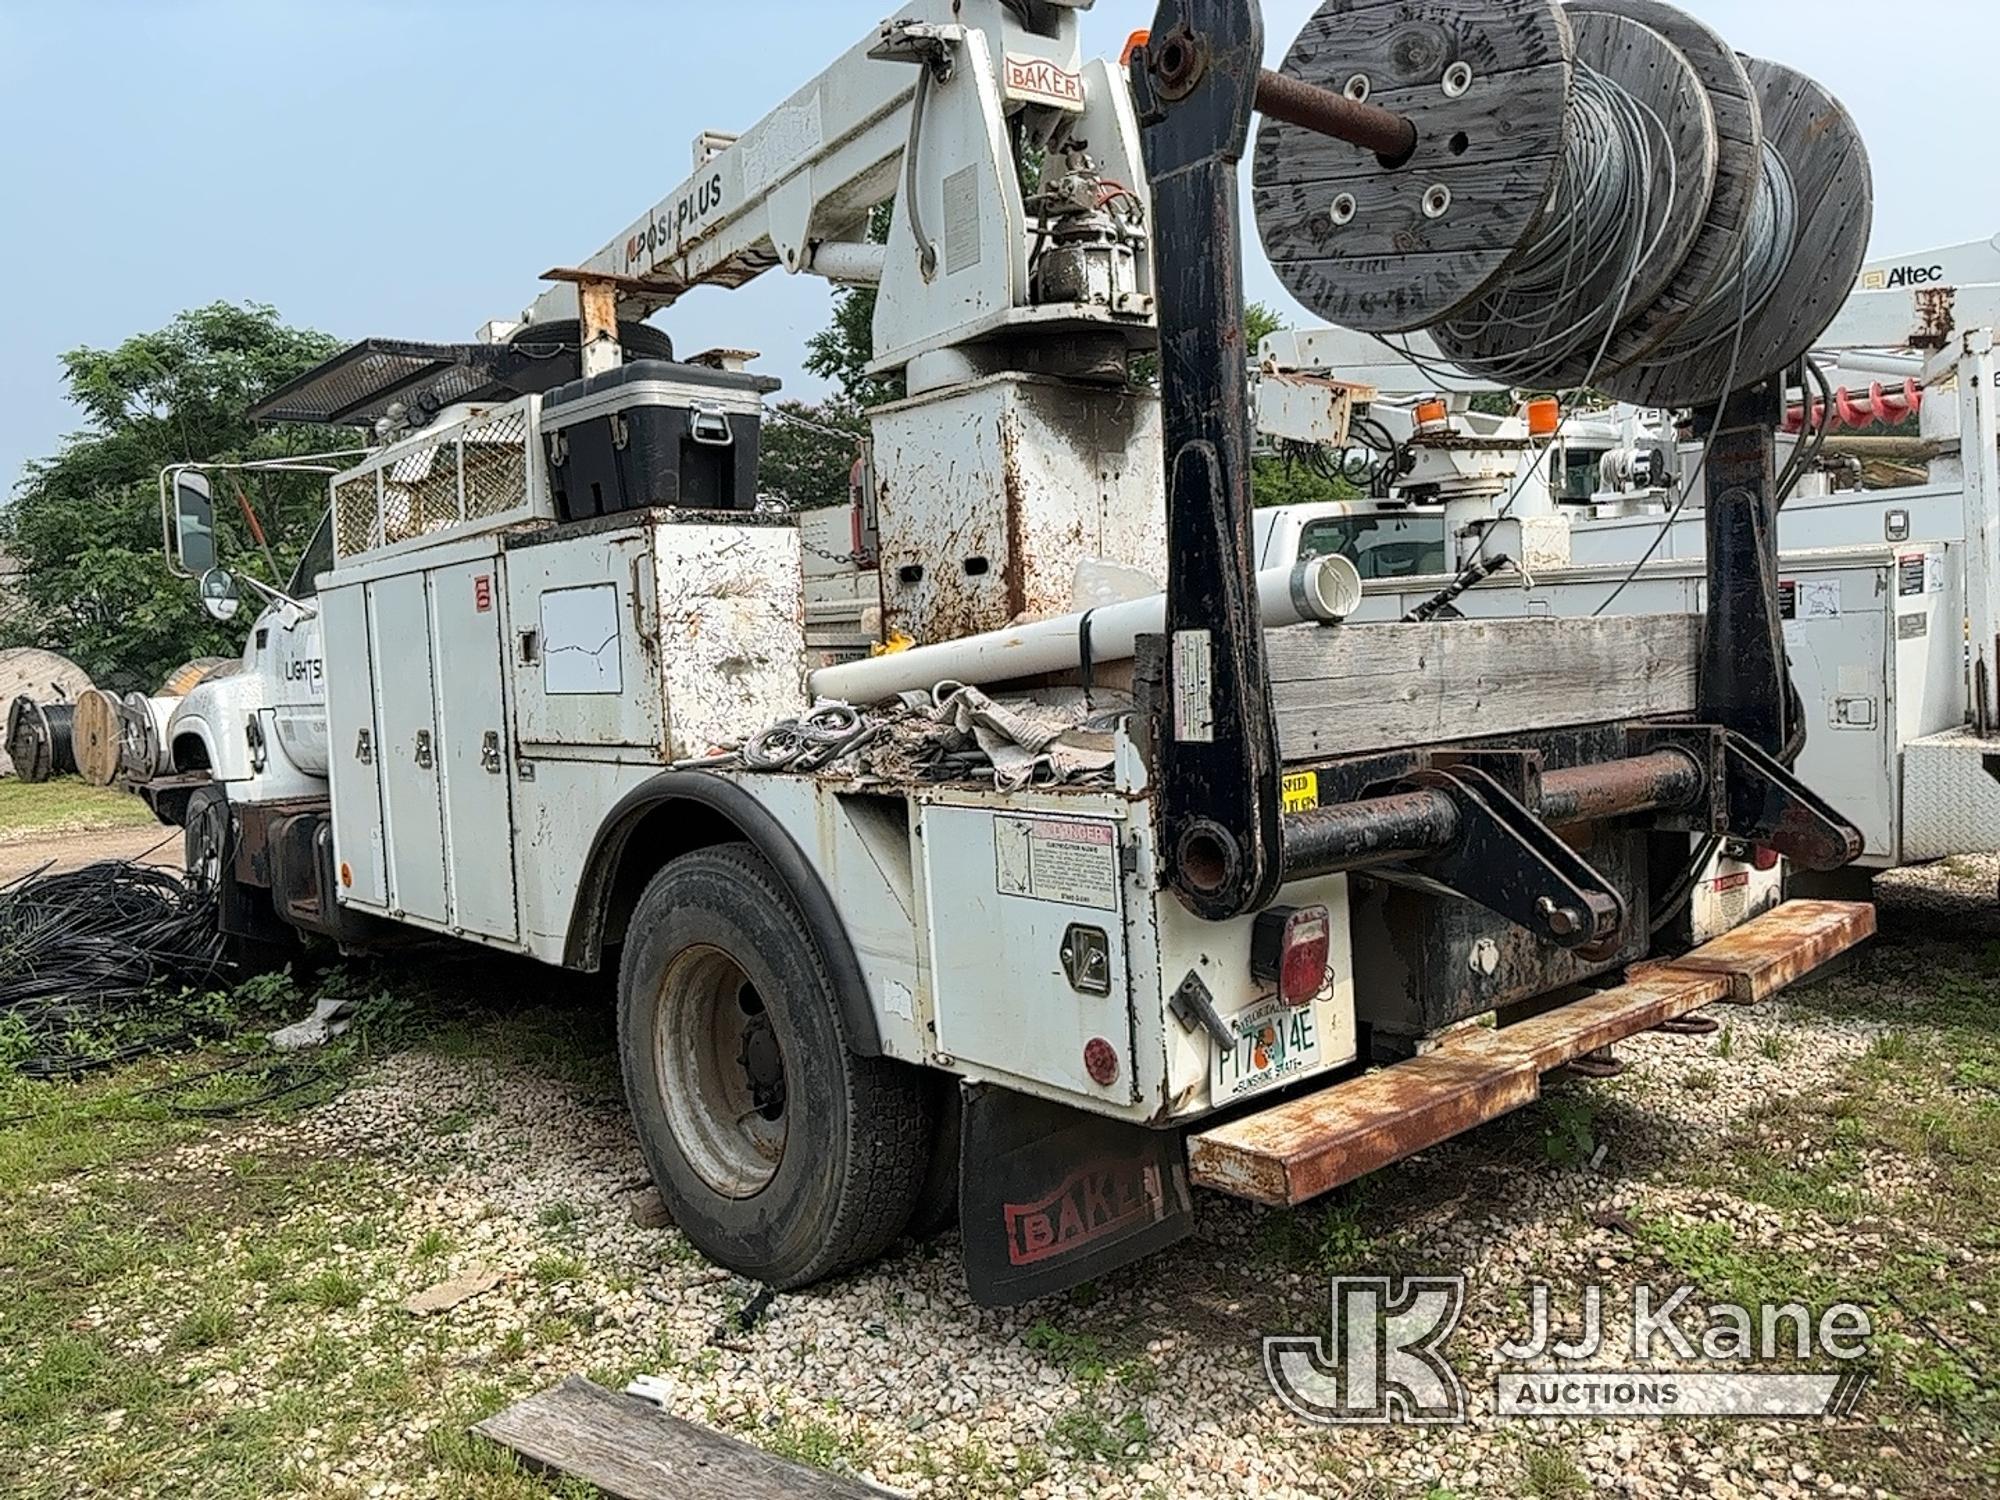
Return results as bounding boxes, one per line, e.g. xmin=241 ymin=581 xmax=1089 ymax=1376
xmin=0 ymin=819 xmax=179 ymax=882
xmin=15 ymin=859 xmax=1997 ymax=1498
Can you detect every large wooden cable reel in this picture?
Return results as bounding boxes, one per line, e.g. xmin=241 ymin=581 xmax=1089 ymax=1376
xmin=1252 ymin=0 xmax=1873 ymax=406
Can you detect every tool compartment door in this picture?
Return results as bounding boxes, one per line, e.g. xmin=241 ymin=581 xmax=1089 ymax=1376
xmin=368 ymin=571 xmax=449 ymax=924
xmin=322 ymin=581 xmax=388 ymax=911
xmin=428 ymin=559 xmax=519 ymax=941
xmin=505 ymin=529 xmax=665 ymax=757
xmin=921 ymin=803 xmax=1137 ymax=1104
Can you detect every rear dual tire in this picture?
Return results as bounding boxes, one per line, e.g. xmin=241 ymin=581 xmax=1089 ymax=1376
xmin=616 ymin=843 xmax=932 ymax=1288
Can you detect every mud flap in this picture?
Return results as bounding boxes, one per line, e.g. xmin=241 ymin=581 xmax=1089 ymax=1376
xmin=958 ymin=1082 xmax=1195 ymax=1308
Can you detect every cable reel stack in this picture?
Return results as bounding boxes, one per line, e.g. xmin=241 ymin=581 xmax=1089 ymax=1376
xmin=1252 ymin=0 xmax=1874 ymax=407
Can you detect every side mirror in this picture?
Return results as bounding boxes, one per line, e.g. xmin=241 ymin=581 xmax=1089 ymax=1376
xmin=175 ymin=473 xmax=217 ymax=576
xmin=198 ymin=568 xmax=241 ymax=622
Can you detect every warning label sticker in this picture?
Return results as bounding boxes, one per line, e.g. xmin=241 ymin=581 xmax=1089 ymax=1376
xmin=1173 ymin=630 xmax=1215 ymax=744
xmin=994 ymin=816 xmax=1120 ymax=912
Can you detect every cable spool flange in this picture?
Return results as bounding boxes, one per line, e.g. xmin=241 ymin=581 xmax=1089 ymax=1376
xmin=1600 ymin=58 xmax=1873 ymax=408
xmin=1430 ymin=7 xmax=1719 ymax=386
xmin=73 ymin=687 xmax=124 ymax=788
xmin=1251 ymin=0 xmax=1576 ymax=336
xmin=1560 ymin=0 xmax=1760 ymax=375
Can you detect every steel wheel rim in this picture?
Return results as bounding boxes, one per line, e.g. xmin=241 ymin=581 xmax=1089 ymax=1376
xmin=186 ymin=800 xmax=227 ymax=892
xmin=654 ymin=944 xmax=789 ymax=1198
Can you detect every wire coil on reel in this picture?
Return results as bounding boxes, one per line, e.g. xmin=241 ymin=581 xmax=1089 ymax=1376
xmin=1252 ymin=0 xmax=1873 ymax=408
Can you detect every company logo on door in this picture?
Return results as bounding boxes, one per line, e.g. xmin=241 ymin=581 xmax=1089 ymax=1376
xmin=1003 ymin=54 xmax=1086 ymax=109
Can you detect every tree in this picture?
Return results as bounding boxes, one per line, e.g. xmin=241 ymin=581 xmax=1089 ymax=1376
xmin=2 ymin=303 xmax=343 ymax=689
xmin=758 ymin=204 xmax=894 ymax=511
xmin=760 ymin=397 xmax=866 ymax=511
xmin=802 ymin=204 xmax=903 ymax=410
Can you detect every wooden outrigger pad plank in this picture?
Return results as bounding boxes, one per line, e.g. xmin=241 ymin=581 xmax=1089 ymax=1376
xmin=474 ymin=1376 xmax=892 ymax=1499
xmin=1188 ymin=900 xmax=1874 ymax=1206
xmin=1636 ymin=898 xmax=1875 ymax=1004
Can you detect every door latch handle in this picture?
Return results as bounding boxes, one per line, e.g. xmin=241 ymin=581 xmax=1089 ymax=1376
xmin=356 ymin=728 xmax=374 ymax=765
xmin=481 ymin=730 xmax=503 ymax=774
xmin=415 ymin=729 xmax=434 ymax=770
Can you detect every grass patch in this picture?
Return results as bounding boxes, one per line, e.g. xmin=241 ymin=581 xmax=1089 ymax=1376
xmin=1257 ymin=1191 xmax=1378 ymax=1275
xmin=761 ymin=1407 xmax=864 ymax=1472
xmin=532 ymin=1253 xmax=586 ymax=1285
xmin=286 ymin=1268 xmax=364 ymax=1311
xmin=169 ymin=1300 xmax=238 ymax=1351
xmin=1050 ymin=1396 xmax=1150 ymax=1464
xmin=1521 ymin=1446 xmax=1589 ymax=1498
xmin=0 ymin=778 xmax=158 ymax=841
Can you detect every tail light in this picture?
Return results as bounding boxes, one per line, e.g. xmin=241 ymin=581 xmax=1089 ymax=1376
xmin=1251 ymin=905 xmax=1332 ymax=1007
xmin=1751 ymin=844 xmax=1781 ymax=872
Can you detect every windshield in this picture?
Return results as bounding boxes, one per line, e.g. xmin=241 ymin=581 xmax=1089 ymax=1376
xmin=1297 ymin=514 xmax=1449 ymax=580
xmin=1552 ymin=444 xmax=1606 ymax=502
xmin=287 ymin=511 xmax=336 ymax=600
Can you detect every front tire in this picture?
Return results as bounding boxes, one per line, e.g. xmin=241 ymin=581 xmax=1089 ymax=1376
xmin=617 ymin=843 xmax=931 ymax=1288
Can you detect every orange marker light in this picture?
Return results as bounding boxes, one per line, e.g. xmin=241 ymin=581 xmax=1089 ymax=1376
xmin=1526 ymin=396 xmax=1561 ymax=437
xmin=1413 ymin=397 xmax=1449 ymax=432
xmin=339 ymin=861 xmax=353 ymax=889
xmin=1122 ymin=29 xmax=1151 ymax=65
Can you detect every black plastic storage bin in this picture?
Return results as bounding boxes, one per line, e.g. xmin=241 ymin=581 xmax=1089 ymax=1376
xmin=540 ymin=358 xmax=781 ymax=521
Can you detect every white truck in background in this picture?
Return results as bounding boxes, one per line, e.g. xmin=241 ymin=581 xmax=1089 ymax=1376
xmin=1252 ymin=252 xmax=2000 ymax=892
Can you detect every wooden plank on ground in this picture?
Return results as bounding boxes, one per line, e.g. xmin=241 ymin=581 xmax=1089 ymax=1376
xmin=1266 ymin=614 xmax=1700 ymax=760
xmin=473 ymin=1376 xmax=890 ymax=1500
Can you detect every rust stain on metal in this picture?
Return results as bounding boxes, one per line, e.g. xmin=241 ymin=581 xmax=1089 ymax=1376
xmin=1187 ymin=1051 xmax=1538 ymax=1206
xmin=1540 ymin=749 xmax=1704 ymax=827
xmin=1914 ymin=286 xmax=1956 ymax=350
xmin=1000 ymin=413 xmax=1030 ymax=626
xmin=1637 ymin=899 xmax=1875 ymax=1003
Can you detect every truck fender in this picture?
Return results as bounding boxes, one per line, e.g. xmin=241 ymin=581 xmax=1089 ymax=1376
xmin=565 ymin=769 xmax=883 ymax=1058
xmin=167 ymin=714 xmax=222 ymax=776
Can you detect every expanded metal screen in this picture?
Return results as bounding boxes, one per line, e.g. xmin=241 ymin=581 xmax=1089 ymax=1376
xmin=327 ymin=398 xmax=538 ymax=560
xmin=333 ymin=470 xmax=383 ymax=557
xmin=382 ymin=439 xmax=462 ymax=545
xmin=460 ymin=407 xmax=531 ymax=522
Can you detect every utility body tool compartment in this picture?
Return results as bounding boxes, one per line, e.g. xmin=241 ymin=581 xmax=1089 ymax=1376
xmin=540 ymin=360 xmax=780 ymax=522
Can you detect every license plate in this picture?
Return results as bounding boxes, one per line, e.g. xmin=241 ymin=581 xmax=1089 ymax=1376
xmin=1211 ymin=997 xmax=1321 ymax=1103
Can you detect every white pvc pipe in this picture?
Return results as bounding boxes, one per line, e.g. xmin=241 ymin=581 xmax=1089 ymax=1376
xmin=806 ymin=241 xmax=889 ymax=286
xmin=808 ymin=555 xmax=1364 ymax=706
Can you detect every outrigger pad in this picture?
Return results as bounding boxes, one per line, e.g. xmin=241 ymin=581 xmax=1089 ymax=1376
xmin=959 ymin=1084 xmax=1193 ymax=1308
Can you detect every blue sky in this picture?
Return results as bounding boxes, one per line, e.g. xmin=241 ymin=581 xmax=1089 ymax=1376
xmin=2 ymin=1 xmax=1992 ymax=492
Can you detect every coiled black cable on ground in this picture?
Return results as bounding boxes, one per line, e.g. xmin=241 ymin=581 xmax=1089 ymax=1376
xmin=0 ymin=859 xmax=231 ymax=1079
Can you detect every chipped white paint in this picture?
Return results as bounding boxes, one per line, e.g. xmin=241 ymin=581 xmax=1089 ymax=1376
xmin=652 ymin=521 xmax=805 ymax=761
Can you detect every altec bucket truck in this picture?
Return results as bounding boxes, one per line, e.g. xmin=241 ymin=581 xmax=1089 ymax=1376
xmin=144 ymin=0 xmax=1871 ymax=1304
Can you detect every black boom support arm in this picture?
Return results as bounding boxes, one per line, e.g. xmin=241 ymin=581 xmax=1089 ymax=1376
xmin=1130 ymin=1 xmax=1283 ymax=923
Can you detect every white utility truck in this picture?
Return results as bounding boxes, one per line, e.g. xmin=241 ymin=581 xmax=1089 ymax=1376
xmin=1254 ymin=254 xmax=2000 ymax=894
xmin=138 ymin=0 xmax=1872 ymax=1304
